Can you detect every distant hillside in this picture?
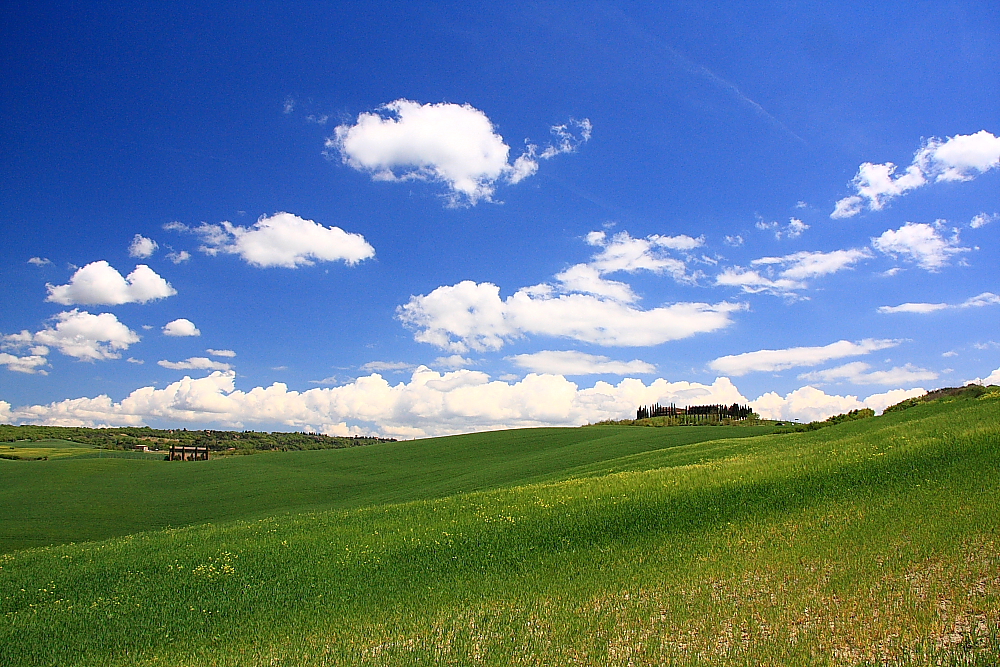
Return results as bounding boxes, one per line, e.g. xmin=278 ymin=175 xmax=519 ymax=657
xmin=0 ymin=424 xmax=394 ymax=453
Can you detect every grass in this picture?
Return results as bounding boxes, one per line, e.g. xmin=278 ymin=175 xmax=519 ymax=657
xmin=0 ymin=423 xmax=773 ymax=553
xmin=1 ymin=395 xmax=998 ymax=665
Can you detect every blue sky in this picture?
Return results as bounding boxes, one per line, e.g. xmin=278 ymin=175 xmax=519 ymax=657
xmin=2 ymin=1 xmax=998 ymax=437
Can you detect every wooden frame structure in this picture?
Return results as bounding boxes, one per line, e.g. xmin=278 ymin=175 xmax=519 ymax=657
xmin=168 ymin=445 xmax=209 ymax=461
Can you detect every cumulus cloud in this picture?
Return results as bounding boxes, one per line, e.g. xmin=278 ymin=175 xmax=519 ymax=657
xmin=157 ymin=357 xmax=232 ymax=371
xmin=28 ymin=257 xmax=52 ymax=266
xmin=966 ymin=367 xmax=1000 ymax=386
xmin=46 ymin=261 xmax=176 ymax=306
xmin=751 ymin=386 xmax=926 ymax=422
xmin=709 ymin=338 xmax=900 ymax=376
xmin=128 ymin=234 xmax=158 ymax=258
xmin=170 ymin=212 xmax=374 ymax=268
xmin=328 ymin=99 xmax=589 ymax=205
xmin=872 ymin=222 xmax=969 ymax=271
xmin=507 ymin=350 xmax=655 ymax=375
xmin=832 ymin=130 xmax=1000 ymax=218
xmin=206 ymin=349 xmax=236 ymax=358
xmin=878 ymin=291 xmax=1000 ymax=314
xmin=2 ymin=369 xmax=749 ymax=437
xmin=398 ymin=280 xmax=742 ymax=352
xmin=162 ymin=318 xmax=201 ymax=337
xmin=4 ymin=367 xmax=940 ymax=436
xmin=797 ymin=361 xmax=938 ymax=386
xmin=5 ymin=310 xmax=140 ymax=362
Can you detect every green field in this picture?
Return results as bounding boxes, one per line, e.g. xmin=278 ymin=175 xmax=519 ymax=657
xmin=2 ymin=394 xmax=999 ymax=665
xmin=0 ymin=424 xmax=773 ymax=553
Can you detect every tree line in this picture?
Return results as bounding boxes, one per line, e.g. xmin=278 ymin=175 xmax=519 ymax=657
xmin=636 ymin=403 xmax=756 ymax=421
xmin=0 ymin=424 xmax=395 ymax=452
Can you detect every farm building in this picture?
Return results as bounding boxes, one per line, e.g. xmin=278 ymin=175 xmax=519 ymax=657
xmin=168 ymin=445 xmax=209 ymax=461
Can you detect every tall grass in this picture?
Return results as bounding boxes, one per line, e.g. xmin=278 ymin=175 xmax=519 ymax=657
xmin=1 ymin=395 xmax=998 ymax=665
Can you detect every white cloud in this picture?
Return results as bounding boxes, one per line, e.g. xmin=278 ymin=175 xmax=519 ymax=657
xmin=797 ymin=361 xmax=938 ymax=386
xmin=717 ymin=248 xmax=870 ymax=297
xmin=128 ymin=234 xmax=158 ymax=258
xmin=966 ymin=367 xmax=1000 ymax=386
xmin=709 ymin=338 xmax=900 ymax=376
xmin=157 ymin=357 xmax=232 ymax=372
xmin=512 ymin=119 xmax=593 ymax=185
xmin=507 ymin=350 xmax=655 ymax=375
xmin=786 ymin=218 xmax=809 ymax=238
xmin=553 ymin=230 xmax=704 ymax=303
xmin=162 ymin=318 xmax=201 ymax=337
xmin=16 ymin=310 xmax=140 ymax=361
xmin=554 ymin=264 xmax=638 ymax=303
xmin=166 ymin=250 xmax=191 ymax=264
xmin=831 ymin=195 xmax=864 ymax=219
xmin=2 ymin=369 xmax=749 ymax=437
xmin=970 ymin=212 xmax=998 ymax=229
xmin=46 ymin=261 xmax=176 ymax=306
xmin=586 ymin=230 xmax=702 ymax=280
xmin=206 ymin=349 xmax=236 ymax=358
xmin=878 ymin=302 xmax=948 ymax=314
xmin=723 ymin=235 xmax=744 ymax=247
xmin=756 ymin=217 xmax=809 ymax=239
xmin=175 ymin=212 xmax=375 ymax=268
xmin=753 ymin=248 xmax=871 ymax=281
xmin=715 ymin=268 xmax=806 ymax=296
xmin=540 ymin=118 xmax=592 ymax=158
xmin=751 ymin=385 xmax=926 ymax=422
xmin=832 ymin=131 xmax=1000 ymax=218
xmin=127 ymin=357 xmax=143 ymax=364
xmin=878 ymin=291 xmax=1000 ymax=314
xmin=328 ymin=99 xmax=589 ymax=205
xmin=28 ymin=257 xmax=52 ymax=266
xmin=962 ymin=292 xmax=1000 ymax=308
xmin=918 ymin=130 xmax=1000 ymax=181
xmin=359 ymin=361 xmax=415 ymax=373
xmin=434 ymin=355 xmax=474 ymax=370
xmin=0 ymin=352 xmax=49 ymax=374
xmin=872 ymin=222 xmax=968 ymax=271
xmin=398 ymin=280 xmax=742 ymax=352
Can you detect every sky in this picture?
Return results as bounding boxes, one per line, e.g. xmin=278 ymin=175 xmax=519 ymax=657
xmin=2 ymin=1 xmax=998 ymax=438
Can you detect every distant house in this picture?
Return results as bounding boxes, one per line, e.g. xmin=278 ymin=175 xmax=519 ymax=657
xmin=168 ymin=445 xmax=209 ymax=461
xmin=134 ymin=444 xmax=150 ymax=452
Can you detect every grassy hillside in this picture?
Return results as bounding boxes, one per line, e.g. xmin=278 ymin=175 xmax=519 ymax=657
xmin=1 ymin=395 xmax=998 ymax=665
xmin=0 ymin=423 xmax=773 ymax=553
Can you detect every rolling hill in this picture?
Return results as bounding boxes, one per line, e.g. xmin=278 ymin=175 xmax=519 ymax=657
xmin=1 ymin=390 xmax=998 ymax=666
